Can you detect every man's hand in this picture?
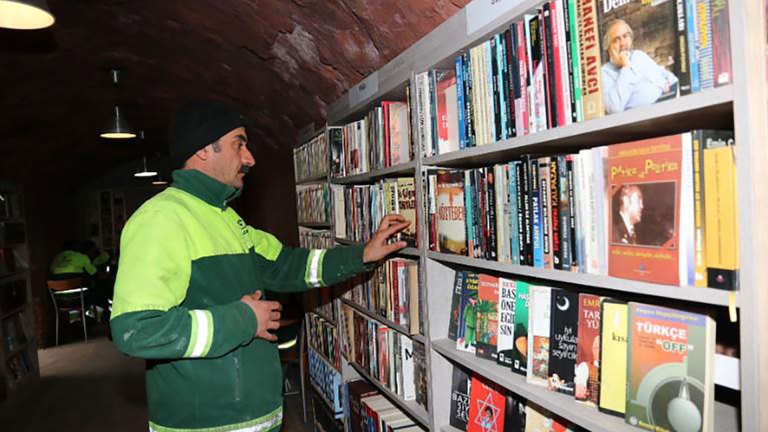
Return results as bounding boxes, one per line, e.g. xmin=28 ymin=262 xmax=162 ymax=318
xmin=240 ymin=291 xmax=282 ymax=342
xmin=363 ymin=214 xmax=411 ymax=263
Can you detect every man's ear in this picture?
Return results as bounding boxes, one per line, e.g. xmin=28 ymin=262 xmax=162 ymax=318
xmin=194 ymin=145 xmax=210 ymax=161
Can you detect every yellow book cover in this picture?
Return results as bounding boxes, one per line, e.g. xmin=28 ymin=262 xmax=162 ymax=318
xmin=703 ymin=132 xmax=737 ymax=290
xmin=692 ymin=131 xmax=707 ymax=287
xmin=599 ymin=300 xmax=628 ymax=416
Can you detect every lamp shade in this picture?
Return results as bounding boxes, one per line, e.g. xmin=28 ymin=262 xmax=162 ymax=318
xmin=134 ymin=156 xmax=157 ymax=178
xmin=0 ymin=0 xmax=55 ymax=30
xmin=100 ymin=106 xmax=136 ymax=139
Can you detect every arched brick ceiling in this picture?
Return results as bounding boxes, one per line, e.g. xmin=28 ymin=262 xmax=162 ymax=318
xmin=0 ymin=0 xmax=469 ymax=183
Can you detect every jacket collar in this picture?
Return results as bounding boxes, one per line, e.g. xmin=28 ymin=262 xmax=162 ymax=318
xmin=171 ymin=169 xmax=242 ymax=210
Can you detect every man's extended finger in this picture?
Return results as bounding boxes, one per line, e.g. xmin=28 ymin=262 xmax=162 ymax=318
xmin=381 ymin=221 xmax=411 ymax=238
xmin=378 ymin=214 xmax=406 ymax=231
xmin=267 ymin=320 xmax=281 ymax=330
xmin=270 ymin=311 xmax=281 ymax=321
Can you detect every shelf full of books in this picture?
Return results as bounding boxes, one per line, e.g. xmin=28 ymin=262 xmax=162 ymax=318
xmin=0 ymin=182 xmax=38 ymax=409
xmin=304 ymin=0 xmax=768 ymax=427
xmin=294 ymin=130 xmax=329 ymax=184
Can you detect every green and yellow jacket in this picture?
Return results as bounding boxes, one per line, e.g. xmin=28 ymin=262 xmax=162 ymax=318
xmin=111 ymin=169 xmax=368 ymax=432
xmin=49 ymin=250 xmax=97 ymax=276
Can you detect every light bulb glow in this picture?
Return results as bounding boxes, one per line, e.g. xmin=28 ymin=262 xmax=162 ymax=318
xmin=0 ymin=1 xmax=55 ymax=30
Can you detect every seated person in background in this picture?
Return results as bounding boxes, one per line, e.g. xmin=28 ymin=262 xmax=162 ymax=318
xmin=49 ymin=240 xmax=98 ymax=280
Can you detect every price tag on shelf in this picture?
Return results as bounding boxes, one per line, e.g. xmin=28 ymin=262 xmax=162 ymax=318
xmin=465 ymin=0 xmax=519 ymax=36
xmin=348 ymin=71 xmax=379 ymax=109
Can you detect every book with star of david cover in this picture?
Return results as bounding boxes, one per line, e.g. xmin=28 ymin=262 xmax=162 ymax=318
xmin=467 ymin=374 xmax=506 ymax=432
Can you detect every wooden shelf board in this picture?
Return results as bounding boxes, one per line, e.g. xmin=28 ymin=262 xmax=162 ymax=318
xmin=348 ymin=361 xmax=430 ymax=427
xmin=427 ymin=252 xmax=736 ymax=308
xmin=431 ymin=338 xmax=738 ymax=432
xmin=423 ymin=86 xmax=733 ymax=169
xmin=298 ymin=222 xmax=331 ymax=229
xmin=296 ymin=173 xmax=328 ymax=185
xmin=330 ymin=161 xmax=417 ymax=185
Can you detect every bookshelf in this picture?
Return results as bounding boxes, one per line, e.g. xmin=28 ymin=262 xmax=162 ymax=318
xmin=302 ymin=0 xmax=767 ymax=430
xmin=0 ymin=181 xmax=39 ymax=409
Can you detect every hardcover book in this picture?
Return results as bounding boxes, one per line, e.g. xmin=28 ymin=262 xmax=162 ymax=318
xmin=476 ymin=274 xmax=500 ymax=360
xmin=436 ymin=169 xmax=468 ymax=255
xmin=626 ymin=303 xmax=715 ymax=432
xmin=574 ymin=294 xmax=602 ymax=406
xmin=450 ymin=366 xmax=472 ymax=430
xmin=548 ymin=289 xmax=579 ymax=395
xmin=527 ymin=285 xmax=552 ymax=387
xmin=497 ymin=277 xmax=517 ymax=367
xmin=597 ymin=0 xmax=680 ymax=114
xmin=605 ymin=134 xmax=692 ymax=286
xmin=512 ymin=281 xmax=531 ymax=375
xmin=457 ymin=271 xmax=480 ymax=354
xmin=599 ymin=299 xmax=628 ymax=416
xmin=467 ymin=374 xmax=506 ymax=432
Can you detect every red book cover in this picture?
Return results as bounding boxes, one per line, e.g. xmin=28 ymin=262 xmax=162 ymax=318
xmin=436 ymin=70 xmax=457 ymax=152
xmin=605 ymin=134 xmax=687 ymax=285
xmin=467 ymin=374 xmax=506 ymax=432
xmin=575 ymin=294 xmax=602 ymax=406
xmin=550 ymin=1 xmax=566 ymax=127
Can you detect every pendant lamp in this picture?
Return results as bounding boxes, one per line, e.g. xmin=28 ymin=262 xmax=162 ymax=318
xmin=0 ymin=0 xmax=55 ymax=30
xmin=101 ymin=69 xmax=137 ymax=139
xmin=134 ymin=156 xmax=157 ymax=178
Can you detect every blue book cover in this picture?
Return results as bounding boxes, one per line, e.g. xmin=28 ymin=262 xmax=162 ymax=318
xmin=686 ymin=0 xmax=700 ymax=92
xmin=455 ymin=56 xmax=467 ymax=150
xmin=495 ymin=34 xmax=507 ymax=141
xmin=530 ymin=158 xmax=544 ymax=268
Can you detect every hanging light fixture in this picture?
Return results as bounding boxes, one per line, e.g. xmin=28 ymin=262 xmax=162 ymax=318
xmin=100 ymin=69 xmax=136 ymax=139
xmin=134 ymin=156 xmax=158 ymax=178
xmin=0 ymin=0 xmax=55 ymax=30
xmin=151 ymin=174 xmax=169 ymax=186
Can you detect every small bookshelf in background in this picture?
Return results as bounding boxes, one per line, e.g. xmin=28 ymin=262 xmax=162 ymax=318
xmin=0 ymin=181 xmax=39 ymax=410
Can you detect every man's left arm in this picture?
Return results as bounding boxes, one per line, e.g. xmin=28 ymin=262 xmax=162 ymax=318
xmin=250 ymin=214 xmax=410 ymax=292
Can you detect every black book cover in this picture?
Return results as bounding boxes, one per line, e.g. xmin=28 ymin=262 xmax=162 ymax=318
xmin=478 ymin=168 xmax=488 ymax=258
xmin=463 ymin=52 xmax=476 ymax=148
xmin=549 ymin=157 xmax=562 ymax=270
xmin=502 ymin=29 xmax=516 ymax=138
xmin=413 ymin=341 xmax=429 ymax=409
xmin=548 ymin=289 xmax=579 ymax=395
xmin=508 ymin=25 xmax=522 ymax=135
xmin=541 ymin=5 xmax=558 ymax=129
xmin=449 ymin=366 xmax=472 ymax=429
xmin=675 ymin=0 xmax=691 ymax=95
xmin=566 ymin=156 xmax=578 ymax=270
xmin=448 ymin=270 xmax=466 ymax=341
xmin=487 ymin=167 xmax=498 ymax=261
xmin=557 ymin=154 xmax=572 ymax=271
xmin=490 ymin=37 xmax=502 ymax=143
xmin=504 ymin=392 xmax=527 ymax=432
xmin=470 ymin=169 xmax=481 ymax=258
xmin=515 ymin=161 xmax=527 ymax=265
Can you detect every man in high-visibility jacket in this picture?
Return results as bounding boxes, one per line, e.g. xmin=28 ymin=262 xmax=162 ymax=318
xmin=110 ymin=100 xmax=410 ymax=432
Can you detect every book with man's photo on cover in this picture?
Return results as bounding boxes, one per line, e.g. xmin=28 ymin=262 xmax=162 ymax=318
xmin=597 ymin=0 xmax=681 ymax=115
xmin=603 ymin=133 xmax=693 ymax=286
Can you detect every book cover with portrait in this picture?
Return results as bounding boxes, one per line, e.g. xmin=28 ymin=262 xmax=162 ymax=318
xmin=604 ymin=133 xmax=693 ymax=286
xmin=597 ymin=0 xmax=680 ymax=114
xmin=625 ymin=303 xmax=715 ymax=432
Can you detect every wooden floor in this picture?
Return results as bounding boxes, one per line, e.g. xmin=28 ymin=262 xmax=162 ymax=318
xmin=0 ymin=335 xmax=314 ymax=431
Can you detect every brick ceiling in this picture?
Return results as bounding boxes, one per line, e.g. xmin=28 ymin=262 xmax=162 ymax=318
xmin=0 ymin=0 xmax=469 ymax=184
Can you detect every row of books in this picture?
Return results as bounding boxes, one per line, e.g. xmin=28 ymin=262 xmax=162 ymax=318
xmin=342 ymin=258 xmax=421 ymax=335
xmin=298 ymin=227 xmax=334 ymax=249
xmin=340 ymin=304 xmax=428 ymax=410
xmin=426 ymin=130 xmax=737 ymax=288
xmin=296 ymin=183 xmax=331 ymax=225
xmin=329 ymin=98 xmax=413 ymax=178
xmin=448 ymin=269 xmax=716 ymax=431
xmin=305 ymin=286 xmax=339 ymax=325
xmin=344 ymin=379 xmax=426 ymax=432
xmin=308 ymin=346 xmax=344 ymax=419
xmin=450 ymin=367 xmax=584 ymax=432
xmin=332 ymin=178 xmax=418 ymax=247
xmin=294 ymin=131 xmax=328 ymax=183
xmin=307 ymin=312 xmax=341 ymax=371
xmin=414 ymin=0 xmax=731 ymax=157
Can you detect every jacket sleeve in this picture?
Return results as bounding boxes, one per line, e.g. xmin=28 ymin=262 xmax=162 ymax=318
xmin=110 ymin=208 xmax=258 ymax=360
xmin=249 ymin=227 xmax=374 ymax=293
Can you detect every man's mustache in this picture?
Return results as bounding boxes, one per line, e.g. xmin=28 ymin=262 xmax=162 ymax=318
xmin=240 ymin=166 xmax=250 ymax=174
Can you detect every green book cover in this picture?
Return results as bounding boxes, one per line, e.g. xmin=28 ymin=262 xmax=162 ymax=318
xmin=511 ymin=281 xmax=530 ymax=375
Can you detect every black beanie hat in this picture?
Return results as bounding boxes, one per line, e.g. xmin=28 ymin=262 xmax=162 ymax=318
xmin=168 ymin=100 xmax=246 ymax=168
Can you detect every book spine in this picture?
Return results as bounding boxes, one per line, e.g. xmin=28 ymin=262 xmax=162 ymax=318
xmin=493 ymin=35 xmax=506 ymax=142
xmin=530 ymin=158 xmax=543 ymax=268
xmin=696 ymin=0 xmax=715 ymax=90
xmin=566 ymin=0 xmax=583 ymax=122
xmin=485 ymin=40 xmax=498 ymax=144
xmin=711 ymin=0 xmax=732 ymax=86
xmin=464 ymin=52 xmax=476 ymax=148
xmin=522 ymin=158 xmax=533 ymax=265
xmin=487 ymin=167 xmax=498 ymax=261
xmin=509 ymin=162 xmax=521 ymax=265
xmin=455 ymin=56 xmax=467 ymax=150
xmin=676 ymin=0 xmax=692 ymax=95
xmin=576 ymin=0 xmax=604 ymax=120
xmin=692 ymin=130 xmax=707 ymax=287
xmin=504 ymin=29 xmax=517 ymax=138
xmin=566 ymin=155 xmax=578 ymax=271
xmin=542 ymin=5 xmax=558 ymax=129
xmin=550 ymin=158 xmax=562 ymax=270
xmin=686 ymin=0 xmax=701 ymax=92
xmin=539 ymin=157 xmax=553 ymax=269
xmin=517 ymin=21 xmax=531 ymax=136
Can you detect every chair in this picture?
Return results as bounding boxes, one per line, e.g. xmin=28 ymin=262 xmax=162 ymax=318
xmin=277 ymin=319 xmax=307 ymax=423
xmin=46 ymin=277 xmax=93 ymax=346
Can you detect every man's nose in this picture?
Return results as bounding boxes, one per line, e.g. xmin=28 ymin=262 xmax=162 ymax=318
xmin=242 ymin=147 xmax=255 ymax=167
